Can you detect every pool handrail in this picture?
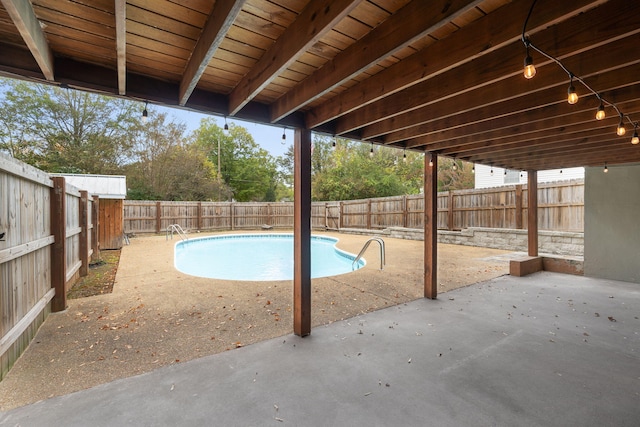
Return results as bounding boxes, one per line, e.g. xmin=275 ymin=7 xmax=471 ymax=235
xmin=166 ymin=224 xmax=189 ymax=241
xmin=352 ymin=237 xmax=385 ymax=270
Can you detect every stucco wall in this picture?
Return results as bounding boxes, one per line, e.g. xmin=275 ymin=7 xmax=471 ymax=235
xmin=584 ymin=165 xmax=640 ymax=283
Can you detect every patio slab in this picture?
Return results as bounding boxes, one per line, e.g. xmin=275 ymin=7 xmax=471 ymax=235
xmin=1 ymin=271 xmax=638 ymax=426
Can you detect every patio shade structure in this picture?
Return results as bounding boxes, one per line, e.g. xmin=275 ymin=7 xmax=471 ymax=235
xmin=1 ymin=0 xmax=639 ymax=335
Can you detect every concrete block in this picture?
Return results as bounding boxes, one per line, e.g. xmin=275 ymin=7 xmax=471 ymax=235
xmin=510 ymin=256 xmax=543 ymax=277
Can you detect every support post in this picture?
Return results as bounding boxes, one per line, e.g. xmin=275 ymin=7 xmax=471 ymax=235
xmin=50 ymin=177 xmax=67 ymax=312
xmin=447 ymin=191 xmax=454 ymax=231
xmin=155 ymin=201 xmax=162 ymax=233
xmin=79 ymin=191 xmax=89 ymax=277
xmin=527 ymin=171 xmax=538 ymax=256
xmin=197 ymin=201 xmax=202 ymax=231
xmin=293 ymin=128 xmax=312 ymax=336
xmin=92 ymin=196 xmax=100 ymax=260
xmin=424 ymin=153 xmax=438 ymax=299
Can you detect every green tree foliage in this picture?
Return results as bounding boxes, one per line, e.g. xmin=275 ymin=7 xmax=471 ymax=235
xmin=192 ymin=119 xmax=279 ymax=201
xmin=0 ymin=78 xmax=139 ymax=173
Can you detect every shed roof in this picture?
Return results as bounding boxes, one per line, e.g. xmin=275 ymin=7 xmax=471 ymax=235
xmin=1 ymin=0 xmax=639 ymax=170
xmin=51 ymin=173 xmax=127 ymax=199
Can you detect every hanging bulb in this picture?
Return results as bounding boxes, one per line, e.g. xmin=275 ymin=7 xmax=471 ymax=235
xmin=281 ymin=127 xmax=286 ymax=144
xmin=567 ymin=76 xmax=578 ymax=105
xmin=428 ymin=154 xmax=433 ymax=167
xmin=370 ymin=143 xmax=374 ymax=158
xmin=471 ymin=164 xmax=475 ymax=174
xmin=595 ymin=101 xmax=605 ymax=120
xmin=223 ymin=117 xmax=229 ymax=133
xmin=616 ymin=115 xmax=626 ymax=136
xmin=560 ymin=169 xmax=563 ymax=174
xmin=603 ymin=163 xmax=608 ymax=173
xmin=332 ymin=137 xmax=336 ymax=150
xmin=504 ymin=169 xmax=507 ymax=176
xmin=403 ymin=150 xmax=407 ymax=163
xmin=632 ymin=126 xmax=639 ymax=145
xmin=523 ymin=44 xmax=536 ymax=79
xmin=490 ymin=167 xmax=494 ymax=176
xmin=141 ymin=101 xmax=148 ymax=124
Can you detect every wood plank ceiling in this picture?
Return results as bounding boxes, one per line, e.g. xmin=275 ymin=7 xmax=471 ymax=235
xmin=0 ymin=0 xmax=639 ymax=171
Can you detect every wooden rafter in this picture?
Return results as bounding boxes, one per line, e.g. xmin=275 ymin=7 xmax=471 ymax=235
xmin=114 ymin=0 xmax=126 ymax=95
xmin=305 ymin=0 xmax=606 ymax=129
xmin=270 ymin=0 xmax=484 ymax=123
xmin=228 ymin=0 xmax=360 ymax=116
xmin=179 ymin=0 xmax=246 ymax=106
xmin=1 ymin=0 xmax=54 ymax=80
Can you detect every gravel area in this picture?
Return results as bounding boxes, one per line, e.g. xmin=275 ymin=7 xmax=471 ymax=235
xmin=0 ymin=231 xmax=513 ymax=410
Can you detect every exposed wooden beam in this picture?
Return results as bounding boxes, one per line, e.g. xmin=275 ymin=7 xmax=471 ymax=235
xmin=114 ymin=0 xmax=126 ymax=95
xmin=293 ymin=128 xmax=312 ymax=337
xmin=305 ymin=0 xmax=606 ymax=129
xmin=424 ymin=152 xmax=437 ymax=299
xmin=271 ymin=0 xmax=484 ymax=122
xmin=336 ymin=0 xmax=640 ymax=136
xmin=179 ymin=0 xmax=246 ymax=106
xmin=1 ymin=0 xmax=54 ymax=80
xmin=228 ymin=0 xmax=359 ymax=116
xmin=527 ymin=171 xmax=538 ymax=257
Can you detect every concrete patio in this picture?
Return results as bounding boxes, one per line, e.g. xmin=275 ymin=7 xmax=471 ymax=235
xmin=1 ymin=271 xmax=638 ymax=426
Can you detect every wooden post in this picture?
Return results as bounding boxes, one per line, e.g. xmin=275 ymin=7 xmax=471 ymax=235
xmin=367 ymin=199 xmax=372 ymax=230
xmin=527 ymin=171 xmax=538 ymax=256
xmin=293 ymin=128 xmax=312 ymax=337
xmin=230 ymin=202 xmax=235 ymax=230
xmin=424 ymin=153 xmax=438 ymax=299
xmin=197 ymin=201 xmax=202 ymax=231
xmin=447 ymin=191 xmax=454 ymax=231
xmin=402 ymin=195 xmax=408 ymax=228
xmin=155 ymin=201 xmax=162 ymax=234
xmin=267 ymin=203 xmax=272 ymax=226
xmin=515 ymin=185 xmax=523 ymax=229
xmin=92 ymin=196 xmax=100 ymax=260
xmin=79 ymin=191 xmax=89 ymax=277
xmin=50 ymin=177 xmax=67 ymax=312
xmin=339 ymin=201 xmax=343 ymax=229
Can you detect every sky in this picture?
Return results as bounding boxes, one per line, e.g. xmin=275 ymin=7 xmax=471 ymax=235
xmin=155 ymin=104 xmax=292 ymax=158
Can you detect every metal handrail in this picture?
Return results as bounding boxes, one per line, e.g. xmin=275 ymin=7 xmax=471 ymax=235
xmin=352 ymin=237 xmax=385 ymax=270
xmin=166 ymin=224 xmax=189 ymax=241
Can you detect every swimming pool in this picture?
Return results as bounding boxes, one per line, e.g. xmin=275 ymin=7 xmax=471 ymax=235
xmin=174 ymin=234 xmax=365 ymax=281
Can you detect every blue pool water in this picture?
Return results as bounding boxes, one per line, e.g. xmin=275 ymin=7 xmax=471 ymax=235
xmin=174 ymin=234 xmax=365 ymax=281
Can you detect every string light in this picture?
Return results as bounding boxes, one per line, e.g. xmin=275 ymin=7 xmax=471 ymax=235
xmin=141 ymin=101 xmax=148 ymax=123
xmin=428 ymin=154 xmax=433 ymax=167
xmin=521 ymin=1 xmax=636 ymax=140
xmin=332 ymin=137 xmax=336 ymax=150
xmin=223 ymin=117 xmax=229 ymax=133
xmin=452 ymin=162 xmax=457 ymax=171
xmin=617 ymin=115 xmax=626 ymax=136
xmin=370 ymin=143 xmax=374 ymax=157
xmin=490 ymin=167 xmax=494 ymax=176
xmin=403 ymin=149 xmax=407 ymax=163
xmin=281 ymin=127 xmax=286 ymax=143
xmin=471 ymin=164 xmax=475 ymax=174
xmin=595 ymin=99 xmax=605 ymax=120
xmin=632 ymin=124 xmax=639 ymax=145
xmin=567 ymin=75 xmax=578 ymax=105
xmin=603 ymin=163 xmax=608 ymax=173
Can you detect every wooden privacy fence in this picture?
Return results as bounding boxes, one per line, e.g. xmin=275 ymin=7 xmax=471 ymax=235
xmin=1 ymin=154 xmax=99 ymax=380
xmin=124 ymin=180 xmax=584 ymax=234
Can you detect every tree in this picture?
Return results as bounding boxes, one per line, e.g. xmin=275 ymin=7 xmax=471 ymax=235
xmin=192 ymin=119 xmax=279 ymax=201
xmin=0 ymin=78 xmax=139 ymax=173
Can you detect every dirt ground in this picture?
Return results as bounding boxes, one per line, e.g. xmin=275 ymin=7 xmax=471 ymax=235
xmin=0 ymin=231 xmax=515 ymax=410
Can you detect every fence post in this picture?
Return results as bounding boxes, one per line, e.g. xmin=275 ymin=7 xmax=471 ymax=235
xmin=79 ymin=191 xmax=89 ymax=277
xmin=402 ymin=195 xmax=408 ymax=228
xmin=367 ymin=199 xmax=372 ymax=230
xmin=515 ymin=185 xmax=523 ymax=229
xmin=447 ymin=192 xmax=454 ymax=231
xmin=155 ymin=201 xmax=162 ymax=233
xmin=197 ymin=201 xmax=202 ymax=231
xmin=50 ymin=177 xmax=67 ymax=312
xmin=339 ymin=201 xmax=343 ymax=229
xmin=92 ymin=196 xmax=100 ymax=260
xmin=230 ymin=202 xmax=235 ymax=230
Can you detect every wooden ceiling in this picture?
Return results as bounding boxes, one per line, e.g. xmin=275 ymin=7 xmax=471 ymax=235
xmin=0 ymin=0 xmax=639 ymax=170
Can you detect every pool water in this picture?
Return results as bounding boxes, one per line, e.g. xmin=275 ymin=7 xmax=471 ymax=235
xmin=174 ymin=234 xmax=365 ymax=281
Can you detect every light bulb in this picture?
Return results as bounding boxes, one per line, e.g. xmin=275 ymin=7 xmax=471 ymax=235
xmin=332 ymin=139 xmax=336 ymax=150
xmin=490 ymin=168 xmax=494 ymax=176
xmin=617 ymin=119 xmax=626 ymax=136
xmin=452 ymin=163 xmax=457 ymax=171
xmin=223 ymin=117 xmax=229 ymax=133
xmin=603 ymin=163 xmax=608 ymax=173
xmin=524 ymin=55 xmax=536 ymax=79
xmin=471 ymin=165 xmax=475 ymax=174
xmin=141 ymin=101 xmax=148 ymax=124
xmin=282 ymin=127 xmax=286 ymax=141
xmin=632 ymin=129 xmax=639 ymax=145
xmin=595 ymin=102 xmax=605 ymax=120
xmin=428 ymin=155 xmax=433 ymax=167
xmin=567 ymin=84 xmax=578 ymax=105
xmin=370 ymin=144 xmax=374 ymax=157
xmin=403 ymin=151 xmax=407 ymax=163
